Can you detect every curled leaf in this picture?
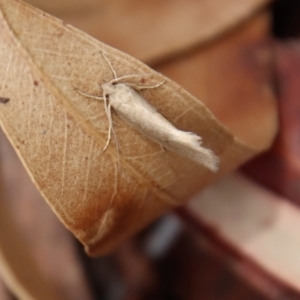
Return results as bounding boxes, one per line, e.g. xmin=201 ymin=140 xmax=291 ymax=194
xmin=25 ymin=0 xmax=272 ymax=62
xmin=0 ymin=0 xmax=277 ymax=255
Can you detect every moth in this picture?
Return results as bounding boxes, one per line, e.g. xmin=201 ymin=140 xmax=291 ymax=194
xmin=77 ymin=53 xmax=219 ymax=172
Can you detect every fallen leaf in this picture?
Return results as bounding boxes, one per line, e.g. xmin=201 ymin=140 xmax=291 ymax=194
xmin=24 ymin=0 xmax=272 ymax=63
xmin=0 ymin=181 xmax=62 ymax=300
xmin=158 ymin=12 xmax=277 ymax=154
xmin=0 ymin=129 xmax=93 ymax=300
xmin=0 ymin=0 xmax=277 ymax=255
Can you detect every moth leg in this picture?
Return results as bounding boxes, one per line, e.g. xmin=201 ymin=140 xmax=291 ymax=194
xmin=76 ymin=89 xmax=104 ymax=101
xmin=102 ymin=96 xmax=113 ymax=153
xmin=102 ymin=100 xmax=119 ymax=167
xmin=102 ymin=52 xmax=117 ymax=80
xmin=110 ymin=74 xmax=148 ymax=84
xmin=127 ymin=80 xmax=165 ymax=91
xmin=160 ymin=144 xmax=166 ymax=152
xmin=101 ymin=51 xmax=165 ymax=91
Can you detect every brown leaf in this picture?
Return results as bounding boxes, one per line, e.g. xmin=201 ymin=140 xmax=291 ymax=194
xmin=0 ymin=0 xmax=276 ymax=255
xmin=24 ymin=0 xmax=272 ymax=62
xmin=244 ymin=41 xmax=300 ymax=206
xmin=157 ymin=12 xmax=277 ymax=156
xmin=0 ymin=183 xmax=62 ymax=300
xmin=0 ymin=129 xmax=94 ymax=300
xmin=0 ymin=278 xmax=12 ymax=300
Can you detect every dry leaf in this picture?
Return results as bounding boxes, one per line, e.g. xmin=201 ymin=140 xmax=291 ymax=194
xmin=0 ymin=0 xmax=276 ymax=255
xmin=0 ymin=279 xmax=11 ymax=300
xmin=0 ymin=186 xmax=62 ymax=300
xmin=0 ymin=130 xmax=93 ymax=300
xmin=244 ymin=41 xmax=300 ymax=206
xmin=24 ymin=0 xmax=272 ymax=62
xmin=157 ymin=12 xmax=277 ymax=155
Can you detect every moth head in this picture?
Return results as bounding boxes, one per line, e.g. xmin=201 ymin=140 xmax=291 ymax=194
xmin=101 ymin=82 xmax=116 ymax=95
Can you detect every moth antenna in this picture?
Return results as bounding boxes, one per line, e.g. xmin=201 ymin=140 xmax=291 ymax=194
xmin=132 ymin=80 xmax=165 ymax=90
xmin=76 ymin=88 xmax=104 ymax=101
xmin=110 ymin=74 xmax=148 ymax=85
xmin=102 ymin=52 xmax=118 ymax=80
